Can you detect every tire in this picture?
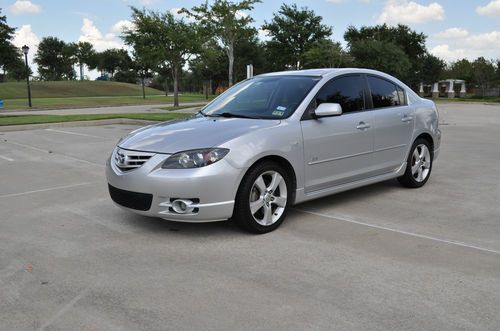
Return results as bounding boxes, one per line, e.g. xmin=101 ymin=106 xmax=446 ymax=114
xmin=233 ymin=161 xmax=291 ymax=234
xmin=398 ymin=138 xmax=433 ymax=188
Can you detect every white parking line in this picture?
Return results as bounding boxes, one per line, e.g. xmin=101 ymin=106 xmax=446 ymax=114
xmin=0 ymin=155 xmax=14 ymax=161
xmin=45 ymin=128 xmax=104 ymax=139
xmin=0 ymin=182 xmax=95 ymax=199
xmin=294 ymin=208 xmax=500 ymax=255
xmin=4 ymin=140 xmax=105 ymax=168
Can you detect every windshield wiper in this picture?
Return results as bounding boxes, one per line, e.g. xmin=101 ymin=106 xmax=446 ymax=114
xmin=207 ymin=112 xmax=257 ymax=119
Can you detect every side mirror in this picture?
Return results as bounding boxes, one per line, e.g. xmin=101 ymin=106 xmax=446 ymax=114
xmin=314 ymin=103 xmax=343 ymax=118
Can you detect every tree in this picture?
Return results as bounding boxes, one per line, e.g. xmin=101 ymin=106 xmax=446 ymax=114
xmin=0 ymin=9 xmax=22 ymax=81
xmin=417 ymin=53 xmax=445 ymax=85
xmin=345 ymin=24 xmax=427 ymax=83
xmin=301 ymin=39 xmax=351 ymax=69
xmin=447 ymin=59 xmax=474 ymax=83
xmin=125 ymin=8 xmax=200 ymax=106
xmin=263 ymin=3 xmax=332 ymax=70
xmin=34 ymin=37 xmax=76 ymax=80
xmin=472 ymin=57 xmax=495 ymax=95
xmin=189 ymin=39 xmax=226 ymax=98
xmin=349 ymin=39 xmax=411 ymax=79
xmin=181 ymin=0 xmax=261 ymax=87
xmin=75 ymin=41 xmax=95 ymax=80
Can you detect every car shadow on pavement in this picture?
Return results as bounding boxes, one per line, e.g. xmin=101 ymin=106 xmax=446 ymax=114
xmin=294 ymin=179 xmax=400 ymax=211
xmin=120 ymin=212 xmax=243 ymax=237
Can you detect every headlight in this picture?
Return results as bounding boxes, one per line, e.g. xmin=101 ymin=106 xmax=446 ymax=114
xmin=161 ymin=148 xmax=229 ymax=169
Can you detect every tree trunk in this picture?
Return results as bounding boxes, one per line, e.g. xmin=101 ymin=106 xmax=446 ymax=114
xmin=172 ymin=66 xmax=179 ymax=107
xmin=79 ymin=63 xmax=84 ymax=81
xmin=164 ymin=78 xmax=168 ymax=96
xmin=204 ymin=81 xmax=209 ymax=100
xmin=228 ymin=40 xmax=234 ymax=87
xmin=141 ymin=76 xmax=146 ymax=99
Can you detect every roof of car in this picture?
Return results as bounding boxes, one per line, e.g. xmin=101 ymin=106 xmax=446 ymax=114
xmin=257 ymin=68 xmax=385 ymax=78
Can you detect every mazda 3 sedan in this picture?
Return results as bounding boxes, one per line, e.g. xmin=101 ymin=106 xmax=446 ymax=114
xmin=106 ymin=68 xmax=441 ymax=233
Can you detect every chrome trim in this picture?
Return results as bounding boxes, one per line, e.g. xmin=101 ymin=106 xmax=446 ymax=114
xmin=308 ymin=150 xmax=372 ymax=165
xmin=374 ymin=144 xmax=407 ymax=152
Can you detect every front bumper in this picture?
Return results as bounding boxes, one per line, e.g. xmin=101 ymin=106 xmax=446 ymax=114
xmin=106 ymin=149 xmax=244 ymax=222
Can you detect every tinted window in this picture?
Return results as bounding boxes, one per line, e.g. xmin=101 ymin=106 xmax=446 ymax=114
xmin=397 ymin=86 xmax=406 ymax=105
xmin=202 ymin=76 xmax=320 ymax=119
xmin=368 ymin=76 xmax=401 ymax=108
xmin=315 ymin=75 xmax=365 ymax=113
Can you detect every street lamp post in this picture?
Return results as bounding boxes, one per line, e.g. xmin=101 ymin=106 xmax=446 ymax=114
xmin=22 ymin=45 xmax=32 ymax=108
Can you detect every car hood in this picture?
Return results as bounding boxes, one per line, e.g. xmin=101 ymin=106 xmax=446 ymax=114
xmin=118 ymin=115 xmax=281 ymax=154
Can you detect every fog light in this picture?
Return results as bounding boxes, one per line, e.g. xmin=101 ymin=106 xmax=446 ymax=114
xmin=171 ymin=199 xmax=195 ymax=214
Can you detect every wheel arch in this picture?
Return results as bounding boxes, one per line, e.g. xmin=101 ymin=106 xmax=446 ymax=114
xmin=415 ymin=132 xmax=434 ymax=153
xmin=240 ymin=155 xmax=298 ymax=204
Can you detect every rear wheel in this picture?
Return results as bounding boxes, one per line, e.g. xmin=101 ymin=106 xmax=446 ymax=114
xmin=398 ymin=138 xmax=433 ymax=188
xmin=233 ymin=161 xmax=291 ymax=233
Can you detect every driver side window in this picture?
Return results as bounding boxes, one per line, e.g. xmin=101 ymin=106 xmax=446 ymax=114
xmin=315 ymin=75 xmax=365 ymax=114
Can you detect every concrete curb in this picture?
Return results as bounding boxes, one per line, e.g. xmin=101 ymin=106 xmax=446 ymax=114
xmin=0 ymin=118 xmax=157 ymax=132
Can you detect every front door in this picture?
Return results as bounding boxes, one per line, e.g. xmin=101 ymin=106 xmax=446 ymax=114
xmin=301 ymin=75 xmax=375 ymax=193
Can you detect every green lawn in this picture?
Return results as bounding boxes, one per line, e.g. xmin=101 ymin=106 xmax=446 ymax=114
xmin=0 ymin=112 xmax=190 ymax=126
xmin=0 ymin=80 xmax=165 ymax=99
xmin=0 ymin=80 xmax=213 ymax=110
xmin=431 ymin=97 xmax=500 ymax=103
xmin=0 ymin=95 xmax=212 ymax=110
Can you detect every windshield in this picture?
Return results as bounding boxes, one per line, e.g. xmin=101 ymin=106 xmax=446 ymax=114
xmin=201 ymin=75 xmax=320 ymax=119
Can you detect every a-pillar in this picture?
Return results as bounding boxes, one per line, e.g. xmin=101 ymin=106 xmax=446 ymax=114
xmin=447 ymin=80 xmax=455 ymax=98
xmin=432 ymin=82 xmax=439 ymax=99
xmin=460 ymin=82 xmax=466 ymax=98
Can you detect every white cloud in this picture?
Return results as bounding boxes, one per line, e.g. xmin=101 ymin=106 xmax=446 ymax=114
xmin=258 ymin=29 xmax=270 ymax=41
xmin=9 ymin=0 xmax=41 ymax=14
xmin=430 ymin=45 xmax=468 ymax=62
xmin=12 ymin=25 xmax=40 ymax=71
xmin=111 ymin=20 xmax=135 ymax=34
xmin=477 ymin=0 xmax=500 ymax=17
xmin=78 ymin=18 xmax=124 ymax=52
xmin=434 ymin=27 xmax=469 ymax=39
xmin=377 ymin=0 xmax=445 ymax=25
xmin=430 ymin=30 xmax=500 ymax=62
xmin=139 ymin=0 xmax=158 ymax=5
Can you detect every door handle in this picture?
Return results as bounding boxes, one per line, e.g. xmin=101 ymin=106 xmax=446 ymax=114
xmin=401 ymin=115 xmax=413 ymax=123
xmin=356 ymin=122 xmax=371 ymax=130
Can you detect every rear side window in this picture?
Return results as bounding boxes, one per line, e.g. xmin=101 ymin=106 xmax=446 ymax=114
xmin=315 ymin=75 xmax=365 ymax=113
xmin=367 ymin=76 xmax=404 ymax=108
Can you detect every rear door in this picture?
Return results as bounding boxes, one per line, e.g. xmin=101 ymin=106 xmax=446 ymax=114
xmin=367 ymin=75 xmax=415 ymax=173
xmin=301 ymin=75 xmax=375 ymax=193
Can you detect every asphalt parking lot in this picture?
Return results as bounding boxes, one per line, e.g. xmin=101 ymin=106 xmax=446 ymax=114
xmin=1 ymin=103 xmax=499 ymax=330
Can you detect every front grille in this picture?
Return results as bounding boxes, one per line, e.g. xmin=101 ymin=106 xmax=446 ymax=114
xmin=108 ymin=184 xmax=153 ymax=211
xmin=113 ymin=148 xmax=155 ymax=171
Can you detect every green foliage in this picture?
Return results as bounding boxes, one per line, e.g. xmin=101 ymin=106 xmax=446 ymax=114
xmin=417 ymin=54 xmax=445 ymax=84
xmin=447 ymin=59 xmax=474 ymax=83
xmin=181 ymin=0 xmax=261 ymax=86
xmin=472 ymin=57 xmax=496 ymax=91
xmin=349 ymin=39 xmax=411 ymax=79
xmin=34 ymin=37 xmax=77 ymax=80
xmin=0 ymin=9 xmax=27 ymax=81
xmin=263 ymin=3 xmax=332 ymax=69
xmin=125 ymin=7 xmax=201 ymax=105
xmin=345 ymin=24 xmax=427 ymax=83
xmin=301 ymin=39 xmax=351 ymax=69
xmin=75 ymin=41 xmax=95 ymax=80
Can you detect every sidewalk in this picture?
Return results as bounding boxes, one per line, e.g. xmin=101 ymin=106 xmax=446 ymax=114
xmin=0 ymin=101 xmax=207 ymax=116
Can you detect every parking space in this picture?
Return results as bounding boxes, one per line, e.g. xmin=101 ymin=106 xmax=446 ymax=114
xmin=0 ymin=104 xmax=499 ymax=330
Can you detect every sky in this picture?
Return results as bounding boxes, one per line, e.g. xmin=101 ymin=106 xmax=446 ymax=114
xmin=2 ymin=0 xmax=500 ymax=77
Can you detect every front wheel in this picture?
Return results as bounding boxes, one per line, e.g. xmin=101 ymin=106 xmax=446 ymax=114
xmin=233 ymin=161 xmax=291 ymax=234
xmin=398 ymin=138 xmax=433 ymax=188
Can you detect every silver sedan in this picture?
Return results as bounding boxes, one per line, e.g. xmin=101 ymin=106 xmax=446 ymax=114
xmin=106 ymin=68 xmax=441 ymax=233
